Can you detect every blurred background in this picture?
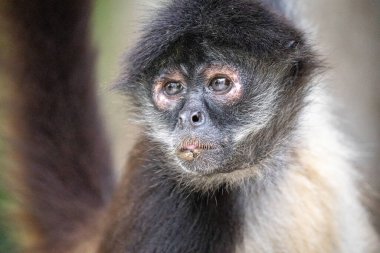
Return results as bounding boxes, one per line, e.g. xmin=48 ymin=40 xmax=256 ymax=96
xmin=0 ymin=0 xmax=379 ymax=251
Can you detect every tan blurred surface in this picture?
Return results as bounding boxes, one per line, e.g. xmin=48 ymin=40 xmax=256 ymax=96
xmin=304 ymin=0 xmax=380 ymax=190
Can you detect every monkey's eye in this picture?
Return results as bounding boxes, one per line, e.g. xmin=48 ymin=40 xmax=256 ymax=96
xmin=208 ymin=77 xmax=232 ymax=94
xmin=164 ymin=82 xmax=184 ymax=96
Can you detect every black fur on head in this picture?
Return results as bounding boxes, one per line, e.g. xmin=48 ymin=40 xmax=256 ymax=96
xmin=119 ymin=0 xmax=321 ymax=189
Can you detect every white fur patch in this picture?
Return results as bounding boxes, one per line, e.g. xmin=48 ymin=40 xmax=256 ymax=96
xmin=236 ymin=88 xmax=379 ymax=253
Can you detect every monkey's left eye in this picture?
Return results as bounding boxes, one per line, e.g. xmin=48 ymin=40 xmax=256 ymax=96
xmin=164 ymin=82 xmax=184 ymax=96
xmin=208 ymin=77 xmax=232 ymax=94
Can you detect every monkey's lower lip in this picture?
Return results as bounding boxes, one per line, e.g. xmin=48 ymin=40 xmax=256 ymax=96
xmin=177 ymin=148 xmax=202 ymax=161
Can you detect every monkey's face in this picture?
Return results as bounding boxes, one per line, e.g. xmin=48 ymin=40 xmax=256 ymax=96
xmin=130 ymin=43 xmax=312 ymax=176
xmin=122 ymin=0 xmax=318 ymax=181
xmin=150 ymin=62 xmax=243 ymax=174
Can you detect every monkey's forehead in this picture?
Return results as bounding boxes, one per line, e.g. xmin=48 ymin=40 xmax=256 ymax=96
xmin=124 ymin=0 xmax=304 ymax=78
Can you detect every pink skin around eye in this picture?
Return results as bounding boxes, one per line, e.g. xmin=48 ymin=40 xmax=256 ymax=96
xmin=203 ymin=66 xmax=243 ymax=104
xmin=153 ymin=82 xmax=171 ymax=110
xmin=153 ymin=71 xmax=185 ymax=111
xmin=153 ymin=66 xmax=242 ymax=109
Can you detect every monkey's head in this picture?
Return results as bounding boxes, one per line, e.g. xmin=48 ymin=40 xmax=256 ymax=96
xmin=120 ymin=0 xmax=320 ymax=187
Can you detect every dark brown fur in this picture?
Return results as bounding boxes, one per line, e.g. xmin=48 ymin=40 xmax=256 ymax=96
xmin=99 ymin=138 xmax=244 ymax=253
xmin=2 ymin=1 xmax=114 ymax=252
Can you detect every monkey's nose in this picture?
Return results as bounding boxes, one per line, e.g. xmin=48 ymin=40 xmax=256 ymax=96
xmin=178 ymin=110 xmax=206 ymax=128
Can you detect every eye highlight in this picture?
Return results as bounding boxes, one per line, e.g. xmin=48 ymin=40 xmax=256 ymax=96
xmin=164 ymin=82 xmax=184 ymax=96
xmin=208 ymin=77 xmax=232 ymax=94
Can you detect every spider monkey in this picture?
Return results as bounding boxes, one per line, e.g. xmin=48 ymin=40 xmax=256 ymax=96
xmin=3 ymin=0 xmax=379 ymax=252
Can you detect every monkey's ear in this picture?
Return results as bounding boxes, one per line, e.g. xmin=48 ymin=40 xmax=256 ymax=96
xmin=288 ymin=57 xmax=317 ymax=88
xmin=284 ymin=37 xmax=324 ymax=85
xmin=286 ymin=40 xmax=299 ymax=50
xmin=285 ymin=39 xmax=303 ymax=80
xmin=285 ymin=40 xmax=304 ymax=85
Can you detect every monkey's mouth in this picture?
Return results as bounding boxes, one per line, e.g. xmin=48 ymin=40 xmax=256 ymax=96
xmin=176 ymin=138 xmax=217 ymax=161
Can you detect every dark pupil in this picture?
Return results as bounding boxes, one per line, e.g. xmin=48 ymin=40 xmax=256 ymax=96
xmin=165 ymin=82 xmax=182 ymax=95
xmin=211 ymin=77 xmax=230 ymax=92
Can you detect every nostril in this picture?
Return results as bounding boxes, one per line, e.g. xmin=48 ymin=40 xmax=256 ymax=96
xmin=192 ymin=114 xmax=200 ymax=123
xmin=178 ymin=113 xmax=185 ymax=129
xmin=178 ymin=110 xmax=205 ymax=128
xmin=191 ymin=111 xmax=204 ymax=125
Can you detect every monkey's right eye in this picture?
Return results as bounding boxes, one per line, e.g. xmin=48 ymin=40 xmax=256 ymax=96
xmin=208 ymin=77 xmax=232 ymax=94
xmin=164 ymin=82 xmax=184 ymax=96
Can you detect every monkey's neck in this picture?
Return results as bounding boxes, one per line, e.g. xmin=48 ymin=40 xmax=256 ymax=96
xmin=99 ymin=143 xmax=377 ymax=253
